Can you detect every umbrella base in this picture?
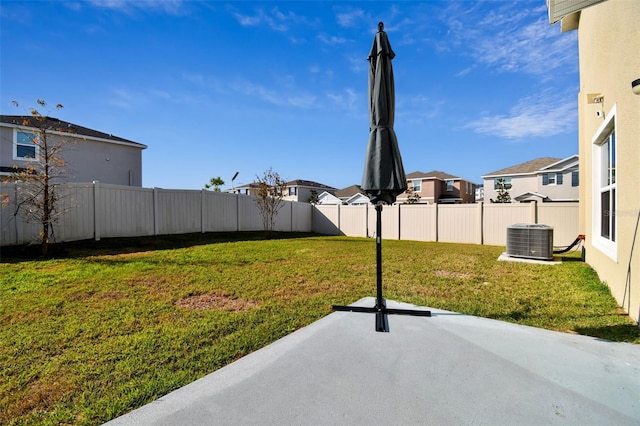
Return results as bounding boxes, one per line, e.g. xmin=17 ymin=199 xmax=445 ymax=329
xmin=332 ymin=300 xmax=431 ymax=332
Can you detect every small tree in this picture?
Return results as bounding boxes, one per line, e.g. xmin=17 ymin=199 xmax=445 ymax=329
xmin=308 ymin=189 xmax=319 ymax=204
xmin=9 ymin=99 xmax=71 ymax=256
xmin=254 ymin=167 xmax=287 ymax=235
xmin=495 ymin=178 xmax=512 ymax=203
xmin=204 ymin=176 xmax=225 ymax=192
xmin=404 ymin=187 xmax=421 ymax=204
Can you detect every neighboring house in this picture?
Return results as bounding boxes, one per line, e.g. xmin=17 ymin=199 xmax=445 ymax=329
xmin=475 ymin=184 xmax=485 ymax=203
xmin=230 ymin=182 xmax=259 ymax=196
xmin=318 ymin=185 xmax=371 ymax=205
xmin=233 ymin=179 xmax=336 ymax=203
xmin=549 ymin=0 xmax=640 ymax=321
xmin=0 ymin=115 xmax=146 ymax=186
xmin=282 ymin=180 xmax=336 ymax=203
xmin=398 ymin=171 xmax=476 ymax=204
xmin=482 ymin=156 xmax=579 ymax=203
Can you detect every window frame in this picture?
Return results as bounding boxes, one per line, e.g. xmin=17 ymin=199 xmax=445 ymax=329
xmin=591 ymin=104 xmax=617 ymax=261
xmin=494 ymin=177 xmax=512 ymax=190
xmin=412 ymin=179 xmax=422 ymax=192
xmin=13 ymin=129 xmax=39 ymax=161
xmin=571 ymin=170 xmax=579 ymax=187
xmin=446 ymin=179 xmax=454 ymax=192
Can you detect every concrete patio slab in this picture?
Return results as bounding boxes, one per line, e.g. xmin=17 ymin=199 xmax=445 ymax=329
xmin=105 ymin=298 xmax=640 ymax=425
xmin=498 ymin=252 xmax=562 ymax=265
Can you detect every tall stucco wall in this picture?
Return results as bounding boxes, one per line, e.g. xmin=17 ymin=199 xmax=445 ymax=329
xmin=577 ymin=0 xmax=640 ymax=321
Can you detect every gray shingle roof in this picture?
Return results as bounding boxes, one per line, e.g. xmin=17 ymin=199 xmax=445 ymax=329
xmin=285 ymin=179 xmax=336 ymax=190
xmin=406 ymin=170 xmax=460 ymax=180
xmin=483 ymin=157 xmax=561 ymax=177
xmin=0 ymin=115 xmax=146 ymax=148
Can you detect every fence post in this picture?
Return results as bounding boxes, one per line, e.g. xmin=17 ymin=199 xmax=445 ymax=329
xmin=477 ymin=201 xmax=483 ymax=245
xmin=201 ymin=189 xmax=206 ymax=233
xmin=236 ymin=194 xmax=240 ymax=232
xmin=153 ymin=187 xmax=160 ymax=236
xmin=14 ymin=182 xmax=21 ymax=245
xmin=531 ymin=200 xmax=538 ymax=223
xmin=434 ymin=203 xmax=439 ymax=242
xmin=93 ymin=181 xmax=100 ymax=241
xmin=397 ymin=204 xmax=402 ymax=240
xmin=365 ymin=204 xmax=369 ymax=237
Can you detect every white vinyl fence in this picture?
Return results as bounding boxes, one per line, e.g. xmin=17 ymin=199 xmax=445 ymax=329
xmin=1 ymin=181 xmax=579 ymax=248
xmin=1 ymin=182 xmax=312 ymax=246
xmin=313 ymin=202 xmax=580 ymax=247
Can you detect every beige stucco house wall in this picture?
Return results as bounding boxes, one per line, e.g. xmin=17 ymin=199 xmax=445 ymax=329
xmin=553 ymin=0 xmax=640 ymax=322
xmin=482 ymin=156 xmax=578 ymax=203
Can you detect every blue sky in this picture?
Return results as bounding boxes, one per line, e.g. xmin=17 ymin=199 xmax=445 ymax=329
xmin=0 ymin=0 xmax=578 ymax=190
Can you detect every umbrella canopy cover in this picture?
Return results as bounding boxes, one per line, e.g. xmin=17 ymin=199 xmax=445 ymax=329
xmin=361 ymin=22 xmax=407 ymax=205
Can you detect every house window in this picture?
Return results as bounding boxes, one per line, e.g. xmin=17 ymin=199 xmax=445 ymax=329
xmin=571 ymin=170 xmax=579 ymax=187
xmin=599 ymin=132 xmax=616 ymax=241
xmin=412 ymin=179 xmax=421 ymax=192
xmin=289 ymin=187 xmax=297 ymax=196
xmin=14 ymin=130 xmax=38 ymax=160
xmin=494 ymin=178 xmax=511 ymax=190
xmin=542 ymin=173 xmax=563 ymax=185
xmin=592 ymin=105 xmax=617 ymax=260
xmin=446 ymin=180 xmax=453 ymax=192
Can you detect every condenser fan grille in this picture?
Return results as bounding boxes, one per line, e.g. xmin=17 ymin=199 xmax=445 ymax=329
xmin=506 ymin=224 xmax=554 ymax=261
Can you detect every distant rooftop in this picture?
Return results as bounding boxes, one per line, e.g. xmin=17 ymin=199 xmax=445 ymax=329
xmin=285 ymin=179 xmax=336 ymax=190
xmin=483 ymin=157 xmax=562 ymax=177
xmin=406 ymin=170 xmax=461 ymax=180
xmin=335 ymin=185 xmax=365 ymax=198
xmin=0 ymin=115 xmax=146 ymax=148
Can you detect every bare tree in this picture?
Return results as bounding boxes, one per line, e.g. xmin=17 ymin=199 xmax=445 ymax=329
xmin=8 ymin=99 xmax=73 ymax=256
xmin=253 ymin=167 xmax=287 ymax=235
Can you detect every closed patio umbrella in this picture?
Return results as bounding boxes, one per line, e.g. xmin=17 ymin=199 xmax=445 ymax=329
xmin=361 ymin=22 xmax=407 ymax=205
xmin=333 ymin=22 xmax=430 ymax=332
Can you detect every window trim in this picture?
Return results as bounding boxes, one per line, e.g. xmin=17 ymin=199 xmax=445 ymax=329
xmin=412 ymin=179 xmax=422 ymax=192
xmin=494 ymin=177 xmax=512 ymax=190
xmin=591 ymin=104 xmax=617 ymax=261
xmin=13 ymin=129 xmax=39 ymax=161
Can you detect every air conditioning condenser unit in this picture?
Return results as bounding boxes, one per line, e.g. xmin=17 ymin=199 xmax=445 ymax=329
xmin=506 ymin=224 xmax=554 ymax=261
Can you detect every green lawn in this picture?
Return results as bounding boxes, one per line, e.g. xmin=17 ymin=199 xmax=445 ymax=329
xmin=1 ymin=232 xmax=638 ymax=425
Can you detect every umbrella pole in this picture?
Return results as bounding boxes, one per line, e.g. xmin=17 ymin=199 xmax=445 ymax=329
xmin=331 ymin=205 xmax=431 ymax=330
xmin=375 ymin=204 xmax=388 ymax=332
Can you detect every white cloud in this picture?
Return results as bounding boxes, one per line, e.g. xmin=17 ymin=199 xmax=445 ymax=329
xmin=336 ymin=9 xmax=365 ymax=27
xmin=232 ymin=6 xmax=315 ymax=33
xmin=108 ymin=88 xmax=136 ymax=109
xmin=316 ymin=33 xmax=347 ymax=45
xmin=327 ymin=88 xmax=358 ymax=112
xmin=87 ymin=0 xmax=186 ymax=15
xmin=440 ymin=2 xmax=577 ymax=76
xmin=466 ymin=91 xmax=576 ymax=139
xmin=230 ymin=79 xmax=316 ymax=109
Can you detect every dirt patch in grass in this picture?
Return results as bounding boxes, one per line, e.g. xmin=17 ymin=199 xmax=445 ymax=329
xmin=434 ymin=270 xmax=473 ymax=280
xmin=175 ymin=293 xmax=259 ymax=312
